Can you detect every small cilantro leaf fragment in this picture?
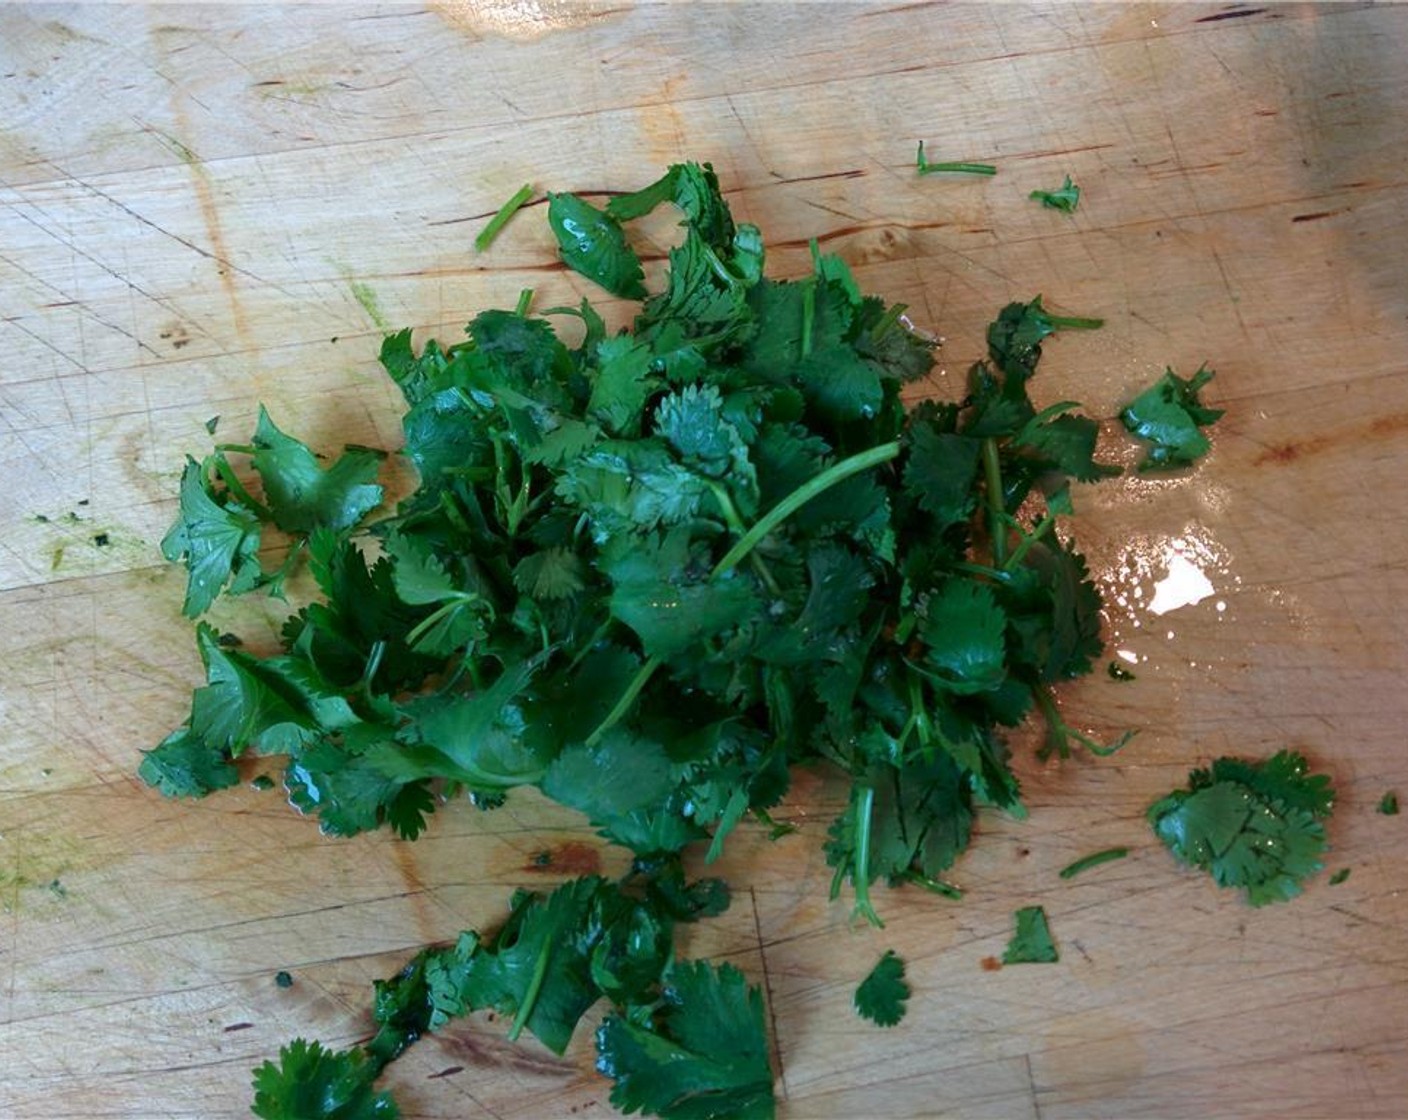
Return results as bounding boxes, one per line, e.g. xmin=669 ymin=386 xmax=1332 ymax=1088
xmin=251 ymin=407 xmax=384 ymax=534
xmin=1380 ymin=791 xmax=1400 ymax=816
xmin=1329 ymin=867 xmax=1351 ymax=885
xmin=916 ymin=140 xmax=997 ymax=177
xmin=137 ymin=727 xmax=238 ymax=798
xmin=160 ymin=455 xmax=264 ymax=617
xmin=596 ymin=959 xmax=774 ymax=1120
xmin=251 ymin=1038 xmax=398 ymax=1120
xmin=1107 ymin=660 xmax=1136 ymax=681
xmin=854 ymin=950 xmax=909 ymax=1027
xmin=1002 ymin=906 xmax=1059 ymax=964
xmin=1029 ymin=175 xmax=1081 ymax=213
xmin=548 ymin=192 xmax=647 ymax=299
xmin=1148 ymin=750 xmax=1335 ymax=905
xmin=1120 ymin=364 xmax=1223 ymax=470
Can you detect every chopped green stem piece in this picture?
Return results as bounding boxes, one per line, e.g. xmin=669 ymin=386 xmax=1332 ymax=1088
xmin=851 ymin=784 xmax=885 ymax=929
xmin=1059 ymin=847 xmax=1129 ymax=879
xmin=507 ymin=935 xmax=554 ymax=1042
xmin=514 ymin=287 xmax=534 ymax=316
xmin=899 ymin=870 xmax=964 ymax=899
xmin=1003 ymin=512 xmax=1057 ymax=571
xmin=981 ymin=438 xmax=1008 ymax=566
xmin=1045 ymin=312 xmax=1104 ymax=331
xmin=475 ymin=183 xmax=534 ymax=252
xmin=585 ymin=656 xmax=661 ymax=747
xmin=712 ymin=441 xmax=901 ymax=577
xmin=211 ymin=455 xmax=274 ymax=522
xmin=916 ymin=140 xmax=997 ymax=176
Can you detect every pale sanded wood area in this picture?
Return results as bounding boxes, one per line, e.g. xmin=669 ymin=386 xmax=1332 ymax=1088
xmin=2 ymin=4 xmax=1407 ymax=1118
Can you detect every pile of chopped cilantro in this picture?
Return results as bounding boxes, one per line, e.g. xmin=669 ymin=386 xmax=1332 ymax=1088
xmin=142 ymin=160 xmax=1239 ymax=1118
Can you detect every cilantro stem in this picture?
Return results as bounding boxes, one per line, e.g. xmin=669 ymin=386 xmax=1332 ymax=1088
xmin=899 ymin=870 xmax=964 ymax=899
xmin=592 ymin=444 xmax=903 ymax=748
xmin=708 ymin=482 xmax=781 ymax=596
xmin=1034 ymin=684 xmax=1137 ymax=760
xmin=210 ymin=455 xmax=274 ymax=522
xmin=801 ymin=278 xmax=816 ymax=358
xmin=1058 ymin=847 xmax=1129 ymax=880
xmin=1003 ymin=512 xmax=1057 ymax=571
xmin=514 ymin=287 xmax=534 ymax=317
xmin=713 ymin=441 xmax=901 ymax=578
xmin=585 ymin=656 xmax=661 ymax=748
xmin=916 ymin=141 xmax=997 ymax=177
xmin=506 ymin=936 xmax=552 ymax=1043
xmin=981 ymin=438 xmax=1007 ymax=567
xmin=475 ymin=183 xmax=533 ymax=253
xmin=851 ymin=783 xmax=884 ymax=928
xmin=1044 ymin=312 xmax=1104 ymax=331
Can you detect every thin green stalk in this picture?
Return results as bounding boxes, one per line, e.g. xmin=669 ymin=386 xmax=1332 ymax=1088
xmin=585 ymin=655 xmax=661 ymax=747
xmin=916 ymin=141 xmax=997 ymax=177
xmin=476 ymin=183 xmax=534 ymax=252
xmin=713 ymin=441 xmax=901 ymax=577
xmin=210 ymin=455 xmax=274 ymax=521
xmin=981 ymin=438 xmax=1008 ymax=567
xmin=514 ymin=287 xmax=534 ymax=317
xmin=900 ymin=870 xmax=964 ymax=899
xmin=507 ymin=938 xmax=552 ymax=1043
xmin=1045 ymin=311 xmax=1104 ymax=331
xmin=851 ymin=784 xmax=884 ymax=929
xmin=1059 ymin=848 xmax=1130 ymax=880
xmin=801 ymin=278 xmax=817 ymax=357
xmin=1004 ymin=512 xmax=1057 ymax=571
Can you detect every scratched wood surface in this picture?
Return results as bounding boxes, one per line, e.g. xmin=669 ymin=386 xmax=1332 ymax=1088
xmin=2 ymin=3 xmax=1407 ymax=1117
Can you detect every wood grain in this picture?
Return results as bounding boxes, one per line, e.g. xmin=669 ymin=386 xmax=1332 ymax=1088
xmin=3 ymin=3 xmax=1407 ymax=1117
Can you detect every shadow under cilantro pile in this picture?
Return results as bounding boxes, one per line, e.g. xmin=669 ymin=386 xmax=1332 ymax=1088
xmin=146 ymin=161 xmax=1131 ymax=1120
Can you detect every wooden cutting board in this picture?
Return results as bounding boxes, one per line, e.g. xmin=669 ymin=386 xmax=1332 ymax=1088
xmin=3 ymin=4 xmax=1407 ymax=1117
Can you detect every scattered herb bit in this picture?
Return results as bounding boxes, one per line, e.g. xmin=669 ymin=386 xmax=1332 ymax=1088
xmin=854 ymin=950 xmax=909 ymax=1027
xmin=274 ymin=971 xmax=294 ymax=989
xmin=1107 ymin=660 xmax=1136 ymax=681
xmin=252 ymin=1038 xmax=397 ymax=1120
xmin=205 ymin=415 xmax=220 ymax=435
xmin=1379 ymin=791 xmax=1399 ymax=816
xmin=1029 ymin=175 xmax=1080 ymax=213
xmin=33 ymin=513 xmax=49 ymax=523
xmin=1002 ymin=905 xmax=1059 ymax=964
xmin=475 ymin=182 xmax=534 ymax=252
xmin=48 ymin=878 xmax=67 ymax=899
xmin=1149 ymin=750 xmax=1335 ymax=906
xmin=51 ymin=546 xmax=64 ymax=571
xmin=1120 ymin=363 xmax=1223 ymax=470
xmin=916 ymin=140 xmax=997 ymax=177
xmin=251 ymin=774 xmax=276 ymax=791
xmin=93 ymin=532 xmax=111 ymax=548
xmin=1329 ymin=868 xmax=1351 ymax=885
xmin=1059 ymin=847 xmax=1129 ymax=879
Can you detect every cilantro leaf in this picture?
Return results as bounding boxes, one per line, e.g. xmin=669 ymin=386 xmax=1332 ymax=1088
xmin=1380 ymin=791 xmax=1400 ymax=816
xmin=1029 ymin=175 xmax=1080 ymax=213
xmin=138 ymin=727 xmax=239 ymax=798
xmin=251 ymin=1039 xmax=398 ymax=1120
xmin=903 ymin=424 xmax=980 ymax=530
xmin=1149 ymin=750 xmax=1335 ymax=905
xmin=596 ymin=960 xmax=774 ymax=1120
xmin=549 ymin=192 xmax=647 ymax=299
xmin=1120 ymin=364 xmax=1223 ymax=470
xmin=251 ymin=407 xmax=384 ymax=534
xmin=918 ymin=579 xmax=1008 ymax=694
xmin=854 ymin=950 xmax=909 ymax=1027
xmin=1002 ymin=905 xmax=1059 ymax=964
xmin=160 ymin=455 xmax=264 ymax=617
